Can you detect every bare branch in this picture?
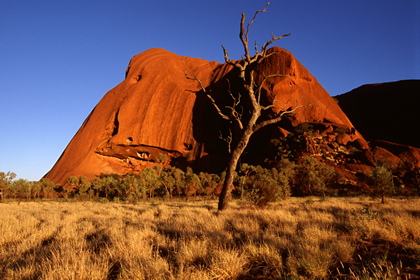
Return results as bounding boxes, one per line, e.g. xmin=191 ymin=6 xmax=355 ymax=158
xmin=247 ymin=2 xmax=270 ymax=35
xmin=219 ymin=130 xmax=233 ymax=154
xmin=185 ymin=72 xmax=246 ymax=130
xmin=260 ymin=103 xmax=278 ymax=111
xmin=240 ymin=13 xmax=251 ymax=62
xmin=225 ymin=106 xmax=244 ymax=130
xmin=185 ymin=71 xmax=231 ymax=122
xmin=228 ymin=82 xmax=241 ymax=108
xmin=239 ymin=2 xmax=289 ymax=61
xmin=222 ymin=46 xmax=245 ymax=71
xmin=261 ymin=33 xmax=291 ymax=52
xmin=226 ymin=79 xmax=241 ymax=111
xmin=222 ymin=45 xmax=232 ymax=64
xmin=256 ymin=73 xmax=289 ymax=104
xmin=185 ymin=71 xmax=207 ymax=92
xmin=226 ymin=79 xmax=244 ymax=130
xmin=253 ymin=104 xmax=309 ymax=132
xmin=240 ymin=3 xmax=272 ymax=63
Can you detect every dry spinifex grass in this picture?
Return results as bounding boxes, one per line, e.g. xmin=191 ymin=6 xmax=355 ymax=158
xmin=0 ymin=197 xmax=419 ymax=279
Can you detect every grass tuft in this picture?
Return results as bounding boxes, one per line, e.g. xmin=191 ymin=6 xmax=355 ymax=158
xmin=0 ymin=197 xmax=419 ymax=279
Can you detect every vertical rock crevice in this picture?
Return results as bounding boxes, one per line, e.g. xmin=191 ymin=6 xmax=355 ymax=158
xmin=111 ymin=109 xmax=120 ymax=137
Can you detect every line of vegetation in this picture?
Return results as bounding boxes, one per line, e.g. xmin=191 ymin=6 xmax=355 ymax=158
xmin=1 ymin=154 xmax=418 ymax=206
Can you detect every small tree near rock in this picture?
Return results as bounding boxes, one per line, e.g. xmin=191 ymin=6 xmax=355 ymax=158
xmin=370 ymin=164 xmax=394 ymax=203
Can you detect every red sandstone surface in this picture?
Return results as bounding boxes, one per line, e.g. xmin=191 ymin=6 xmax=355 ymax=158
xmin=45 ymin=47 xmax=373 ymax=185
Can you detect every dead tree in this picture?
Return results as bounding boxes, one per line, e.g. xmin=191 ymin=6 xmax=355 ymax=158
xmin=187 ymin=3 xmax=304 ymax=210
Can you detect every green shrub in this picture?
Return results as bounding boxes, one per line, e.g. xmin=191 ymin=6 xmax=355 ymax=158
xmin=0 ymin=171 xmax=16 ymax=199
xmin=238 ymin=163 xmax=292 ymax=207
xmin=198 ymin=172 xmax=221 ymax=197
xmin=293 ymin=156 xmax=337 ymax=196
xmin=370 ymin=164 xmax=394 ymax=203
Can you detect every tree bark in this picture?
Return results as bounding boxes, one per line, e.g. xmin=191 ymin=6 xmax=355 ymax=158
xmin=218 ymin=114 xmax=258 ymax=210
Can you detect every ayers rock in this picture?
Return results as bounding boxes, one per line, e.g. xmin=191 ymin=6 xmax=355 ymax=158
xmin=45 ymin=47 xmax=370 ymax=186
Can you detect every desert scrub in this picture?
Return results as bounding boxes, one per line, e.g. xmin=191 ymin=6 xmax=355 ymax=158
xmin=0 ymin=197 xmax=419 ymax=279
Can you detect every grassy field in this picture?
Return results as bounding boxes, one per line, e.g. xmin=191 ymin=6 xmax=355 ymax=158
xmin=0 ymin=197 xmax=419 ymax=279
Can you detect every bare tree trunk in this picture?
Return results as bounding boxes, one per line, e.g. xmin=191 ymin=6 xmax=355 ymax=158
xmin=218 ymin=113 xmax=258 ymax=210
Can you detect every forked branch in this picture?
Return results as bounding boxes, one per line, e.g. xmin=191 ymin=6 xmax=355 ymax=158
xmin=219 ymin=130 xmax=233 ymax=154
xmin=261 ymin=33 xmax=291 ymax=53
xmin=185 ymin=72 xmax=244 ymax=130
xmin=236 ymin=2 xmax=290 ymax=65
xmin=185 ymin=72 xmax=231 ymax=122
xmin=253 ymin=104 xmax=309 ymax=132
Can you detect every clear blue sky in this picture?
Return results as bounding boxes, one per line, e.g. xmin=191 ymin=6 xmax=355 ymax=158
xmin=1 ymin=0 xmax=419 ymax=181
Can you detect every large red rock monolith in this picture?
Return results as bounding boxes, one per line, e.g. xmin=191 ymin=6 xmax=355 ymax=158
xmin=45 ymin=47 xmax=367 ymax=185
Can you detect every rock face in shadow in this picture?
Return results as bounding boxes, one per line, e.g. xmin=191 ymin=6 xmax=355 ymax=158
xmin=335 ymin=80 xmax=420 ymax=148
xmin=335 ymin=80 xmax=420 ymax=178
xmin=45 ymin=47 xmax=370 ymax=185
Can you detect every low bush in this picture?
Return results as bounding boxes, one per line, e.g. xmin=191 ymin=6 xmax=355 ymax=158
xmin=236 ymin=163 xmax=292 ymax=206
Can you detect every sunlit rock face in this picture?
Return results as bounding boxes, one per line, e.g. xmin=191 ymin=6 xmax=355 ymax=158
xmin=45 ymin=47 xmax=369 ymax=185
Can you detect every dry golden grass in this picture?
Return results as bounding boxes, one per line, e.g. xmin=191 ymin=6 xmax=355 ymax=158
xmin=0 ymin=197 xmax=419 ymax=279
